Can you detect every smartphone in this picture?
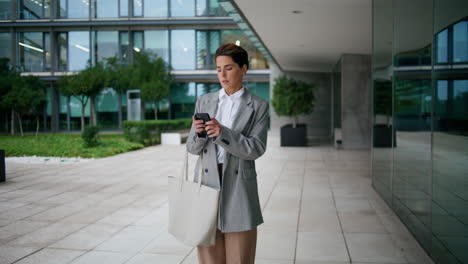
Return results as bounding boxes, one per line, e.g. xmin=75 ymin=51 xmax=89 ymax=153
xmin=194 ymin=113 xmax=211 ymax=137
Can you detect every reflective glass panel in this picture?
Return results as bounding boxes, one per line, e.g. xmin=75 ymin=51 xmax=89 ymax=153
xmin=221 ymin=30 xmax=268 ymax=69
xmin=96 ymin=87 xmax=118 ymax=130
xmin=44 ymin=0 xmax=50 ymax=18
xmin=119 ymin=31 xmax=129 ymax=62
xmin=18 ymin=32 xmax=44 ymax=72
xmin=18 ymin=0 xmax=43 ymax=19
xmin=436 ymin=29 xmax=448 ymax=63
xmin=196 ymin=0 xmax=206 ymax=16
xmin=196 ymin=30 xmax=219 ymax=69
xmin=209 ymin=0 xmax=225 ymax=16
xmin=196 ymin=31 xmax=207 ymax=69
xmin=372 ymin=0 xmax=394 ymax=206
xmin=133 ymin=0 xmax=142 ymax=16
xmin=0 ymin=0 xmax=12 ymax=19
xmin=57 ymin=32 xmax=67 ymax=71
xmin=196 ymin=83 xmax=220 ymax=97
xmin=170 ymin=0 xmax=194 ymax=17
xmin=170 ymin=82 xmax=196 ymax=118
xmin=144 ymin=30 xmax=169 ymax=62
xmin=0 ymin=32 xmax=11 ymax=61
xmin=171 ymin=30 xmax=195 ymax=70
xmin=132 ymin=31 xmax=143 ymax=55
xmin=247 ymin=82 xmax=269 ymax=102
xmin=393 ymin=0 xmax=433 ymax=252
xmin=144 ymin=0 xmax=167 ymax=17
xmin=57 ymin=0 xmax=66 ymax=18
xmin=432 ymin=1 xmax=468 ymax=262
xmin=68 ymin=0 xmax=89 ymax=18
xmin=119 ymin=0 xmax=128 ymax=16
xmin=96 ymin=0 xmax=118 ymax=18
xmin=68 ymin=31 xmax=90 ymax=71
xmin=44 ymin=32 xmax=51 ymax=71
xmin=95 ymin=31 xmax=119 ymax=63
xmin=453 ymin=21 xmax=468 ymax=63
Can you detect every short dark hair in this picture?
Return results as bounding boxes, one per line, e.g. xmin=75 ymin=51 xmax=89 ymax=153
xmin=214 ymin=43 xmax=249 ymax=69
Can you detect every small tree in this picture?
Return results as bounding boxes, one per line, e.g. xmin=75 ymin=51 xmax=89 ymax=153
xmin=272 ymin=76 xmax=315 ymax=128
xmin=132 ymin=52 xmax=172 ymax=120
xmin=106 ymin=57 xmax=134 ymax=128
xmin=2 ymin=76 xmax=46 ymax=136
xmin=57 ymin=62 xmax=107 ymax=131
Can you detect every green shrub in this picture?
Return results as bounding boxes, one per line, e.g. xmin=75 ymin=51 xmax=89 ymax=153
xmin=123 ymin=119 xmax=191 ymax=146
xmin=81 ymin=125 xmax=100 ymax=147
xmin=272 ymin=75 xmax=315 ymax=127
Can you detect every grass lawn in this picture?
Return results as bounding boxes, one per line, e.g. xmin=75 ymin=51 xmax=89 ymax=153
xmin=0 ymin=134 xmax=144 ymax=158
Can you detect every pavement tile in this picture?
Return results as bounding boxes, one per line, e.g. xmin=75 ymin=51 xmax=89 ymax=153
xmin=12 ymin=248 xmax=85 ymax=264
xmin=295 ymin=232 xmax=349 ymax=263
xmin=0 ymin=246 xmax=40 ymax=264
xmin=345 ymin=233 xmax=407 ymax=263
xmin=49 ymin=224 xmax=123 ymax=250
xmin=68 ymin=250 xmax=134 ymax=264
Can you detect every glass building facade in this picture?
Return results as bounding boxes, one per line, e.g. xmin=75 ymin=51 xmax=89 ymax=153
xmin=0 ymin=0 xmax=269 ymax=132
xmin=372 ymin=0 xmax=468 ymax=263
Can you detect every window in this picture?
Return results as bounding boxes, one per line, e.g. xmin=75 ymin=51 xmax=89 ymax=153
xmin=196 ymin=83 xmax=220 ymax=97
xmin=144 ymin=30 xmax=169 ymax=62
xmin=119 ymin=0 xmax=128 ymax=17
xmin=0 ymin=32 xmax=11 ymax=61
xmin=453 ymin=21 xmax=468 ymax=63
xmin=94 ymin=31 xmax=119 ymax=63
xmin=170 ymin=0 xmax=194 ymax=17
xmin=221 ymin=30 xmax=269 ymax=69
xmin=17 ymin=0 xmax=50 ymax=19
xmin=68 ymin=0 xmax=89 ymax=19
xmin=95 ymin=0 xmax=118 ymax=18
xmin=144 ymin=0 xmax=167 ymax=17
xmin=436 ymin=29 xmax=448 ymax=63
xmin=170 ymin=82 xmax=196 ymax=118
xmin=69 ymin=31 xmax=90 ymax=71
xmin=57 ymin=0 xmax=66 ymax=18
xmin=132 ymin=31 xmax=143 ymax=56
xmin=119 ymin=31 xmax=129 ymax=63
xmin=196 ymin=30 xmax=220 ymax=69
xmin=133 ymin=0 xmax=142 ymax=16
xmin=57 ymin=32 xmax=67 ymax=71
xmin=171 ymin=30 xmax=195 ymax=70
xmin=0 ymin=0 xmax=12 ymax=19
xmin=17 ymin=32 xmax=48 ymax=72
xmin=196 ymin=0 xmax=226 ymax=17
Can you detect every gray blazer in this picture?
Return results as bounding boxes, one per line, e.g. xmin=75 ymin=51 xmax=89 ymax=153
xmin=186 ymin=89 xmax=269 ymax=233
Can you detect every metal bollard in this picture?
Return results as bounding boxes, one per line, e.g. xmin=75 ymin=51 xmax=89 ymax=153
xmin=0 ymin=150 xmax=5 ymax=182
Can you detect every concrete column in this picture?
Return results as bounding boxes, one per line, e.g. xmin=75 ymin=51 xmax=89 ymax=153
xmin=341 ymin=54 xmax=372 ymax=149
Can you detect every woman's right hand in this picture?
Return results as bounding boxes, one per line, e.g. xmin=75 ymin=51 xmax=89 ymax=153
xmin=192 ymin=115 xmax=206 ymax=134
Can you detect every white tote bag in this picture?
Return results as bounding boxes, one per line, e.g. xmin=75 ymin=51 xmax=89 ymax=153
xmin=168 ymin=152 xmax=220 ymax=246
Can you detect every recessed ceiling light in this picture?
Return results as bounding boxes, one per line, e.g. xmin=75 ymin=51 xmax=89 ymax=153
xmin=292 ymin=10 xmax=302 ymax=14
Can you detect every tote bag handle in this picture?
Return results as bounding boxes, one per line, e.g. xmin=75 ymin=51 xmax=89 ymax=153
xmin=180 ymin=151 xmax=204 ymax=191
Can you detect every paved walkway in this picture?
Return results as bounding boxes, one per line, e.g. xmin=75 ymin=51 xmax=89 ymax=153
xmin=0 ymin=134 xmax=433 ymax=264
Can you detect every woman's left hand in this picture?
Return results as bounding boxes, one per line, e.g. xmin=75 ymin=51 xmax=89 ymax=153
xmin=205 ymin=118 xmax=222 ymax=138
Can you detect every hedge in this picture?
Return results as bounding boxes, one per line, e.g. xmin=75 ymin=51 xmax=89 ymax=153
xmin=123 ymin=119 xmax=192 ymax=146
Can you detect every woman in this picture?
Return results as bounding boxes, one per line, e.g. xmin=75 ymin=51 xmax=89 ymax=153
xmin=186 ymin=43 xmax=269 ymax=264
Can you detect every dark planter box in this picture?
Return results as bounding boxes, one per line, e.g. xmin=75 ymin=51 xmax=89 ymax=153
xmin=373 ymin=125 xmax=396 ymax=147
xmin=0 ymin=150 xmax=5 ymax=182
xmin=281 ymin=124 xmax=307 ymax=146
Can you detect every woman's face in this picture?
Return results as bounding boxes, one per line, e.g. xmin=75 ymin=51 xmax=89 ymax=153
xmin=216 ymin=55 xmax=247 ymax=93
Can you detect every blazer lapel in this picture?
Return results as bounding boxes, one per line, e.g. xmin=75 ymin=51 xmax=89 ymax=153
xmin=202 ymin=91 xmax=219 ymax=118
xmin=231 ymin=90 xmax=254 ymax=132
